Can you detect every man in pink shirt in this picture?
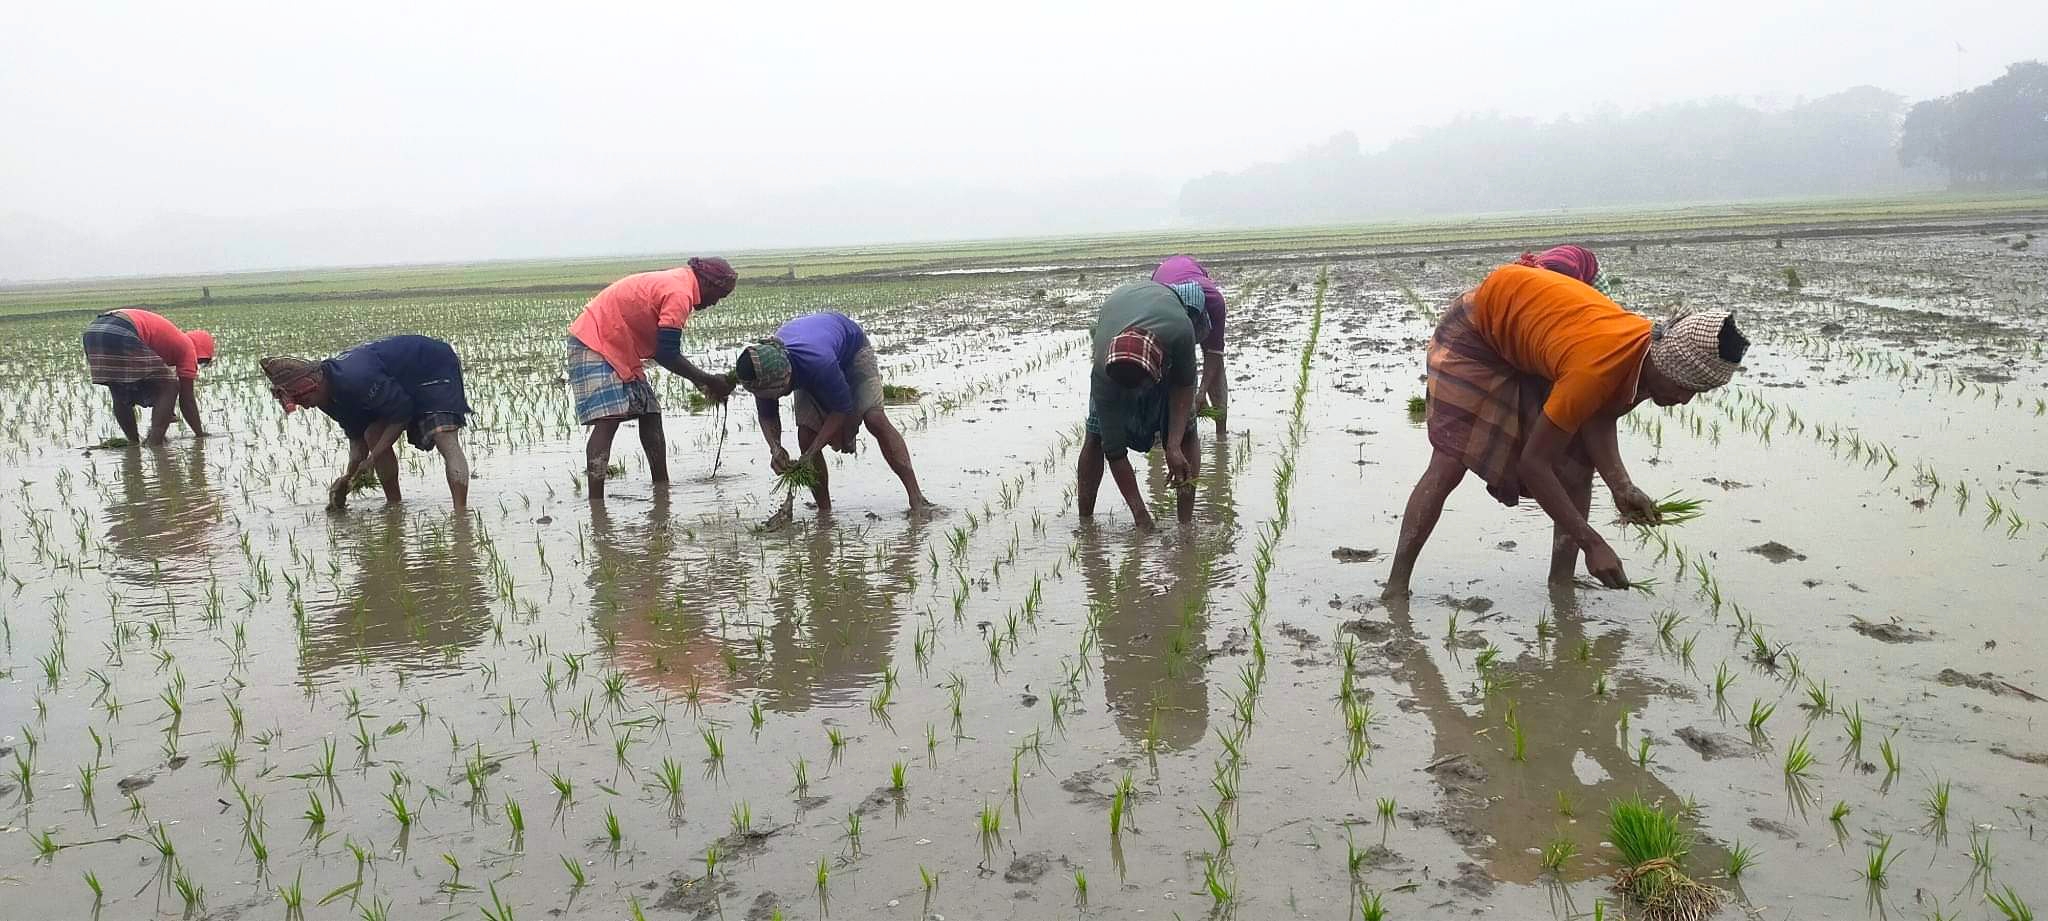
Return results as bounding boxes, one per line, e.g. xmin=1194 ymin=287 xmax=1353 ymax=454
xmin=567 ymin=257 xmax=739 ymax=499
xmin=1152 ymin=255 xmax=1228 ymax=430
xmin=82 ymin=308 xmax=215 ymax=446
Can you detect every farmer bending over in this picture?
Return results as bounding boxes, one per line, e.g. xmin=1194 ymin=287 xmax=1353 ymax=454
xmin=260 ymin=336 xmax=474 ymax=511
xmin=1078 ymin=280 xmax=1207 ymax=530
xmin=567 ymin=258 xmax=738 ymax=500
xmin=734 ymin=312 xmax=929 ymax=512
xmin=82 ymin=308 xmax=214 ymax=446
xmin=1382 ymin=263 xmax=1747 ymax=597
xmin=1152 ymin=254 xmax=1229 ymax=430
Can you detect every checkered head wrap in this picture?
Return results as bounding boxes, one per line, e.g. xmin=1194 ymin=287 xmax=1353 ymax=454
xmin=1649 ymin=309 xmax=1746 ymax=392
xmin=737 ymin=339 xmax=794 ymax=396
xmin=1105 ymin=327 xmax=1163 ymax=383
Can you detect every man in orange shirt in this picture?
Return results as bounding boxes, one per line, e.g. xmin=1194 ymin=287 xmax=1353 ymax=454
xmin=81 ymin=308 xmax=215 ymax=446
xmin=1383 ymin=263 xmax=1748 ymax=597
xmin=567 ymin=258 xmax=738 ymax=500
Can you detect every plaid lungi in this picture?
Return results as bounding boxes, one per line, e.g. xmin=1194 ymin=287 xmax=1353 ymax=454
xmin=567 ymin=335 xmax=657 ymax=424
xmin=84 ymin=313 xmax=175 ymax=382
xmin=1425 ymin=300 xmax=1594 ymax=507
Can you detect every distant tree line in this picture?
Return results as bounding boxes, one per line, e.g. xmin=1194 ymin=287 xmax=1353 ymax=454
xmin=1180 ymin=65 xmax=2045 ymax=225
xmin=1899 ymin=61 xmax=2048 ymax=186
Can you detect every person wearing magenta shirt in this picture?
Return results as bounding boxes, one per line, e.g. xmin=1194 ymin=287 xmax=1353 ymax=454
xmin=566 ymin=257 xmax=739 ymax=500
xmin=81 ymin=307 xmax=215 ymax=446
xmin=733 ymin=312 xmax=930 ymax=512
xmin=1152 ymin=255 xmax=1228 ymax=429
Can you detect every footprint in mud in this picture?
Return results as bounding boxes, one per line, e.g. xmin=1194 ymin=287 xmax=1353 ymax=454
xmin=1848 ymin=617 xmax=1932 ymax=643
xmin=1746 ymin=541 xmax=1807 ymax=563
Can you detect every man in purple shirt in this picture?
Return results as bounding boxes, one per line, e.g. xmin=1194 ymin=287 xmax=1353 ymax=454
xmin=1152 ymin=255 xmax=1228 ymax=430
xmin=734 ymin=312 xmax=930 ymax=512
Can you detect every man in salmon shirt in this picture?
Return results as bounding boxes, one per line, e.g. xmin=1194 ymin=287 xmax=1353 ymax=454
xmin=1382 ymin=262 xmax=1749 ymax=598
xmin=81 ymin=307 xmax=215 ymax=447
xmin=567 ymin=257 xmax=739 ymax=500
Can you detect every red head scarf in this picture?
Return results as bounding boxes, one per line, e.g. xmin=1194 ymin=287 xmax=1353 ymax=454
xmin=1515 ymin=245 xmax=1600 ymax=285
xmin=689 ymin=257 xmax=739 ymax=302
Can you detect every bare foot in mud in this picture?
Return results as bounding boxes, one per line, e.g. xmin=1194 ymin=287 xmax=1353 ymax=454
xmin=1379 ymin=580 xmax=1412 ymax=601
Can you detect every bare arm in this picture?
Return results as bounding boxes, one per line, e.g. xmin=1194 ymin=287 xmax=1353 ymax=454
xmin=176 ymin=379 xmax=207 ymax=436
xmin=1200 ymin=350 xmax=1225 ymax=411
xmin=798 ymin=412 xmax=853 ymax=464
xmin=1107 ymin=454 xmax=1154 ymax=530
xmin=1163 ymin=384 xmax=1195 ymax=483
xmin=1581 ymin=411 xmax=1658 ymax=523
xmin=1517 ymin=418 xmax=1626 ymax=587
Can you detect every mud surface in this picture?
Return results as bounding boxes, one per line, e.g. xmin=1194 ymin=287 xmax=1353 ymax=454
xmin=1 ymin=225 xmax=2044 ymax=920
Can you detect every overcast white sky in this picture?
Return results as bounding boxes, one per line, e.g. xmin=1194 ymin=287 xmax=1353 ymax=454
xmin=2 ymin=1 xmax=2042 ymax=279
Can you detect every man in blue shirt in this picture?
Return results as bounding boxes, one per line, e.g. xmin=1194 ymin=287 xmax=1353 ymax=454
xmin=260 ymin=335 xmax=473 ymax=511
xmin=734 ymin=312 xmax=930 ymax=512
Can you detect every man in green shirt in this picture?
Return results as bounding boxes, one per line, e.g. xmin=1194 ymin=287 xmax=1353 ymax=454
xmin=1079 ymin=280 xmax=1205 ymax=529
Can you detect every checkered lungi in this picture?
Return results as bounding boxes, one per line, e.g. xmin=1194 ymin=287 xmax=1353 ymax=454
xmin=566 ymin=335 xmax=657 ymax=424
xmin=1425 ymin=300 xmax=1594 ymax=506
xmin=83 ymin=312 xmax=175 ymax=407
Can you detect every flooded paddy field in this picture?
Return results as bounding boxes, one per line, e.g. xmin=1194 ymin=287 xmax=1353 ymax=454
xmin=2 ymin=218 xmax=2046 ymax=920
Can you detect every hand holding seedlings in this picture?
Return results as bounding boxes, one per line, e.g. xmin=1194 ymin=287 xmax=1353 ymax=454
xmin=1612 ymin=483 xmax=1661 ymax=525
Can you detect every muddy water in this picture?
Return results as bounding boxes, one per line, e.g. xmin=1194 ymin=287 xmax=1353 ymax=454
xmin=2 ymin=230 xmax=2044 ymax=921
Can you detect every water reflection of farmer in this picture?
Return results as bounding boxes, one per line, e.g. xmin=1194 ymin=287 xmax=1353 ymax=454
xmin=81 ymin=307 xmax=214 ymax=446
xmin=1082 ymin=528 xmax=1210 ymax=752
xmin=751 ymin=519 xmax=924 ymax=711
xmin=591 ymin=493 xmax=726 ymax=693
xmin=1384 ymin=259 xmax=1750 ymax=597
xmin=103 ymin=443 xmax=223 ymax=592
xmin=302 ymin=510 xmax=493 ymax=675
xmin=260 ymin=336 xmax=474 ymax=511
xmin=1078 ymin=280 xmax=1210 ymax=530
xmin=1378 ymin=588 xmax=1727 ymax=885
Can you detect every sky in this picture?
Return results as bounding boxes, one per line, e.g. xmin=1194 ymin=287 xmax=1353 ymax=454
xmin=2 ymin=0 xmax=2043 ymax=279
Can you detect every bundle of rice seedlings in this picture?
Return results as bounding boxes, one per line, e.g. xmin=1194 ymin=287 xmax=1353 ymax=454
xmin=1196 ymin=405 xmax=1224 ymax=421
xmin=1651 ymin=493 xmax=1706 ymax=525
xmin=1406 ymin=396 xmax=1427 ymax=420
xmin=1607 ymin=795 xmax=1721 ymax=921
xmin=776 ymin=460 xmax=821 ymax=494
xmin=347 ymin=468 xmax=380 ymax=493
xmin=94 ymin=436 xmax=134 ymax=449
xmin=881 ymin=384 xmax=922 ymax=404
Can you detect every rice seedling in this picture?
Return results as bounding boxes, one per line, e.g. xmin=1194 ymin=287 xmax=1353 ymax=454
xmin=700 ymin=726 xmax=724 ymax=764
xmin=480 ymin=882 xmax=515 ymax=921
xmin=1606 ymin=795 xmax=1720 ymax=920
xmin=561 ymin=854 xmax=587 ymax=888
xmin=1964 ymin=828 xmax=1994 ymax=892
xmin=1198 ymin=804 xmax=1232 ymax=853
xmin=1746 ymin=698 xmax=1774 ymax=738
xmin=791 ymin=757 xmax=810 ymax=795
xmin=1988 ymin=885 xmax=2035 ymax=921
xmin=1073 ymin=869 xmax=1088 ymax=906
xmin=84 ymin=870 xmax=103 ymax=904
xmin=1922 ymin=778 xmax=1950 ymax=833
xmin=604 ymin=807 xmax=622 ymax=847
xmin=1647 ymin=492 xmax=1707 ymax=526
xmin=1197 ymin=853 xmax=1239 ymax=907
xmin=844 ymin=812 xmax=863 ymax=853
xmin=1541 ymin=834 xmax=1579 ymax=873
xmin=1359 ymin=888 xmax=1388 ymax=921
xmin=656 ymin=757 xmax=685 ymax=806
xmin=1108 ymin=775 xmax=1131 ymax=836
xmin=1724 ymin=841 xmax=1756 ymax=879
xmin=1857 ymin=834 xmax=1902 ymax=892
xmin=1783 ymin=733 xmax=1815 ymax=779
xmin=384 ymin=790 xmax=416 ymax=828
xmin=1801 ymin=679 xmax=1833 ymax=716
xmin=172 ymin=870 xmax=204 ymax=915
xmin=1406 ymin=395 xmax=1427 ymax=419
xmin=978 ymin=801 xmax=1002 ymax=854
